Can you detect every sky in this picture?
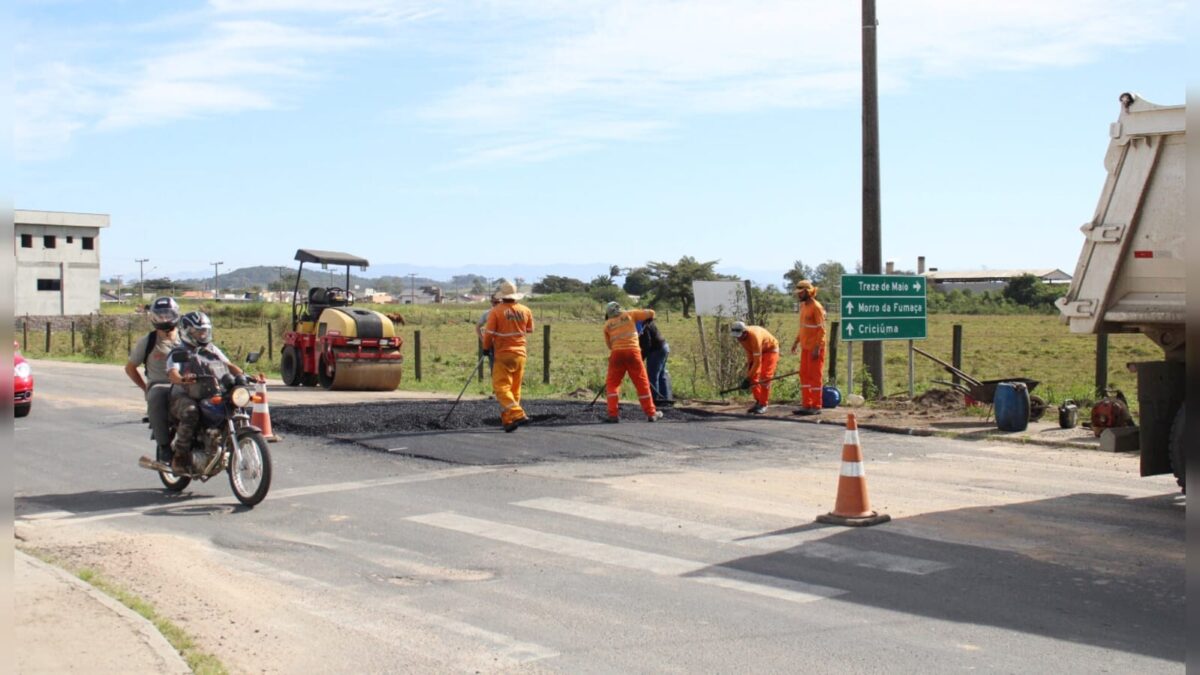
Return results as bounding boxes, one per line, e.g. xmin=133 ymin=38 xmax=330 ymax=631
xmin=14 ymin=0 xmax=1187 ymax=286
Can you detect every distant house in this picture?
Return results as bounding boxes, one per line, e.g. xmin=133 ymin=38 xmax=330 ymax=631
xmin=14 ymin=209 xmax=110 ymax=315
xmin=923 ymin=268 xmax=1071 ymax=294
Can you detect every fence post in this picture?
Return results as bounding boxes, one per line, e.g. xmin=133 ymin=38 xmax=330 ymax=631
xmin=71 ymin=320 xmax=76 ymax=353
xmin=414 ymin=330 xmax=422 ymax=382
xmin=543 ymin=324 xmax=551 ymax=384
xmin=45 ymin=322 xmax=51 ymax=353
xmin=827 ymin=321 xmax=839 ymax=386
xmin=1095 ymin=331 xmax=1109 ymax=396
xmin=23 ymin=320 xmax=28 ymax=351
xmin=696 ymin=315 xmax=712 ymax=387
xmin=951 ymin=324 xmax=963 ymax=385
xmin=127 ymin=321 xmax=133 ymax=353
xmin=267 ymin=323 xmax=274 ymax=362
xmin=847 ymin=341 xmax=855 ymax=396
xmin=907 ymin=339 xmax=915 ymax=399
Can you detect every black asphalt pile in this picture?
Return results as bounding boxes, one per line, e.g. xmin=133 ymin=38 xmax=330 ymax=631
xmin=270 ymin=399 xmax=717 ymax=437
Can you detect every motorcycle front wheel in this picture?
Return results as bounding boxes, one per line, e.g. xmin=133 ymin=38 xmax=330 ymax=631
xmin=229 ymin=430 xmax=272 ymax=507
xmin=159 ymin=471 xmax=191 ymax=492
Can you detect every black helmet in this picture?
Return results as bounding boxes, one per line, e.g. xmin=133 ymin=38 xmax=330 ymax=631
xmin=149 ymin=297 xmax=180 ymax=331
xmin=179 ymin=311 xmax=213 ymax=347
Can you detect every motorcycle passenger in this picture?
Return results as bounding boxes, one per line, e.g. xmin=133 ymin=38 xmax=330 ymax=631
xmin=166 ymin=311 xmax=244 ymax=473
xmin=124 ymin=297 xmax=182 ymax=464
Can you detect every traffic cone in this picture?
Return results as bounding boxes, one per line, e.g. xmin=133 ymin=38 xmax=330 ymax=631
xmin=816 ymin=413 xmax=890 ymax=527
xmin=252 ymin=378 xmax=280 ymax=442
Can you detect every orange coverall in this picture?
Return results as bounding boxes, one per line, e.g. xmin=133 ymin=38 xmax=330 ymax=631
xmin=482 ymin=300 xmax=534 ymax=425
xmin=792 ymin=297 xmax=827 ymax=409
xmin=739 ymin=326 xmax=780 ymax=407
xmin=603 ymin=309 xmax=657 ymax=419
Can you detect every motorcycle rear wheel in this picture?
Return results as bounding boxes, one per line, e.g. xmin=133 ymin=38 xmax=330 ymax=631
xmin=159 ymin=470 xmax=191 ymax=492
xmin=229 ymin=430 xmax=272 ymax=507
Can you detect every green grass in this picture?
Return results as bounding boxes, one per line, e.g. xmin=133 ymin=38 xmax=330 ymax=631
xmin=21 ymin=548 xmax=227 ymax=675
xmin=22 ymin=304 xmax=1160 ymax=411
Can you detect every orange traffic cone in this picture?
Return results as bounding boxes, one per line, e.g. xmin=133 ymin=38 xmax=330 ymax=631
xmin=816 ymin=413 xmax=889 ymax=527
xmin=252 ymin=378 xmax=280 ymax=442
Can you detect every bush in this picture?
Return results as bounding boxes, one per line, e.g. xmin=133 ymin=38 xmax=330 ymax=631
xmin=80 ymin=314 xmax=123 ymax=359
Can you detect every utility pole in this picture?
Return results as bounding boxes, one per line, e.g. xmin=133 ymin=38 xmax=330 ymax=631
xmin=861 ymin=0 xmax=884 ymax=397
xmin=210 ymin=261 xmax=224 ymax=300
xmin=135 ymin=258 xmax=149 ymax=302
xmin=408 ymin=273 xmax=417 ymax=305
xmin=115 ymin=274 xmax=123 ymax=303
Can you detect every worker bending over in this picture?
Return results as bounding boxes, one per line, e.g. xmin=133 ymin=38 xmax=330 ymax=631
xmin=731 ymin=321 xmax=779 ymax=414
xmin=789 ymin=280 xmax=827 ymax=415
xmin=482 ymin=280 xmax=533 ymax=432
xmin=602 ymin=302 xmax=662 ymax=423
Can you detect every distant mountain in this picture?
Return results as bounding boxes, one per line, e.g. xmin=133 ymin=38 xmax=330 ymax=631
xmin=167 ymin=262 xmax=790 ymax=294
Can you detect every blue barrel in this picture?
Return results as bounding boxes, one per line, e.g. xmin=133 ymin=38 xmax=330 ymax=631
xmin=822 ymin=386 xmax=842 ymax=409
xmin=994 ymin=382 xmax=1030 ymax=432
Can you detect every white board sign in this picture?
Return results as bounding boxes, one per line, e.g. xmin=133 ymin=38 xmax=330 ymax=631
xmin=693 ymin=280 xmax=748 ymax=318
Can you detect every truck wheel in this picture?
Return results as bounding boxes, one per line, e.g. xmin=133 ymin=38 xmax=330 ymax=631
xmin=1169 ymin=405 xmax=1185 ymax=493
xmin=280 ymin=346 xmax=301 ymax=387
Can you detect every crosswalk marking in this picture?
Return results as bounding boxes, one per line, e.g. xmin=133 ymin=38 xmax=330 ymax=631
xmin=407 ymin=511 xmax=847 ymax=605
xmin=515 ymin=497 xmax=951 ymax=575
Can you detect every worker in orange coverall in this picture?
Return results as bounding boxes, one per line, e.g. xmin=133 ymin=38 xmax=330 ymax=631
xmin=789 ymin=279 xmax=827 ymax=415
xmin=730 ymin=321 xmax=779 ymax=415
xmin=601 ymin=302 xmax=662 ymax=423
xmin=482 ymin=280 xmax=534 ymax=432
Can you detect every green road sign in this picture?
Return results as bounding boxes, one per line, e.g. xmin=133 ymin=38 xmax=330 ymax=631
xmin=840 ymin=274 xmax=927 ymax=342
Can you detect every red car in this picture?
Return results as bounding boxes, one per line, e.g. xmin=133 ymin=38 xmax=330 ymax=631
xmin=14 ymin=342 xmax=32 ymax=417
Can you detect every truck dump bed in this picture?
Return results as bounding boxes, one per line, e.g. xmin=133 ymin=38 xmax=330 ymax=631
xmin=1056 ymin=94 xmax=1186 ymax=350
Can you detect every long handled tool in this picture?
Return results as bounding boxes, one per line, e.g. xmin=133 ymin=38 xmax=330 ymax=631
xmin=718 ymin=370 xmax=800 ymax=396
xmin=443 ymin=353 xmax=488 ymax=425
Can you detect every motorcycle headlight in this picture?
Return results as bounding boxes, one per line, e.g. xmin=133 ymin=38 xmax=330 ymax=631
xmin=230 ymin=386 xmax=252 ymax=408
xmin=14 ymin=362 xmax=31 ymax=378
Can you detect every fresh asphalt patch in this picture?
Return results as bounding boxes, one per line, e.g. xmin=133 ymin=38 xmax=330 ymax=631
xmin=270 ymin=400 xmax=757 ymax=466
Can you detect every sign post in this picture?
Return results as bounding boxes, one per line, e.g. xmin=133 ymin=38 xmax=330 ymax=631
xmin=840 ymin=274 xmax=928 ymax=395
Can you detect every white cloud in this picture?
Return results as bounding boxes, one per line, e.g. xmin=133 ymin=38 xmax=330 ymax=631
xmin=420 ymin=0 xmax=1184 ymax=164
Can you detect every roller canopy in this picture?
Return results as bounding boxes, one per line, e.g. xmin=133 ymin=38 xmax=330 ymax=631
xmin=294 ymin=249 xmax=370 ymax=268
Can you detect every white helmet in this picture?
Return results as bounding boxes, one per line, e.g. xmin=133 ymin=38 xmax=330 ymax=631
xmin=179 ymin=311 xmax=213 ymax=347
xmin=730 ymin=321 xmax=747 ymax=338
xmin=605 ymin=301 xmax=621 ymax=319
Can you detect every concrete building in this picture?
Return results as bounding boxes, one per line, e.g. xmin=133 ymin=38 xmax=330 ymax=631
xmin=14 ymin=210 xmax=110 ymax=315
xmin=922 ymin=268 xmax=1072 ymax=294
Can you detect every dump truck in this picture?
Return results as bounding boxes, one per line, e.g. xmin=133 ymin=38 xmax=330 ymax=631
xmin=1056 ymin=93 xmax=1186 ymax=491
xmin=280 ymin=249 xmax=404 ymax=391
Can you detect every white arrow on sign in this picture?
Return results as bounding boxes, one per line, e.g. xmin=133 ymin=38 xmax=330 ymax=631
xmin=845 ymin=301 xmax=855 ymax=315
xmin=846 ymin=323 xmax=855 ymax=336
xmin=913 ymin=281 xmax=922 ymax=292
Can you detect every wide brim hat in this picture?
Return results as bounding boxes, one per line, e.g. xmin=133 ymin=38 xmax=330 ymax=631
xmin=496 ymin=279 xmax=524 ymax=300
xmin=794 ymin=280 xmax=818 ymax=295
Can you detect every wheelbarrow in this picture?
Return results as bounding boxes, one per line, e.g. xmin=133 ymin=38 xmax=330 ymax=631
xmin=913 ymin=347 xmax=1046 ymax=421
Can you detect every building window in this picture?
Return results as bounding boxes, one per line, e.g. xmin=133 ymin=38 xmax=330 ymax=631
xmin=20 ymin=234 xmax=32 ymax=248
xmin=37 ymin=279 xmax=62 ymax=291
xmin=44 ymin=235 xmax=56 ymax=248
xmin=82 ymin=237 xmax=94 ymax=250
xmin=67 ymin=236 xmax=74 ymax=244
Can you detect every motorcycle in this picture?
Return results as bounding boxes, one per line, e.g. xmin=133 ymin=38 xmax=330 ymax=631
xmin=138 ymin=355 xmax=272 ymax=508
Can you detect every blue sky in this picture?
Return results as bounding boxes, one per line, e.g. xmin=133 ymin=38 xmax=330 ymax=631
xmin=15 ymin=0 xmax=1186 ymax=286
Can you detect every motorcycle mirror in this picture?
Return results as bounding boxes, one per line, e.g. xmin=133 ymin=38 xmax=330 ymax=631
xmin=221 ymin=373 xmax=237 ymax=388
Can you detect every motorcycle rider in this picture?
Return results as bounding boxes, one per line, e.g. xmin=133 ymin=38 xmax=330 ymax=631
xmin=124 ymin=297 xmax=182 ymax=464
xmin=166 ymin=311 xmax=244 ymax=473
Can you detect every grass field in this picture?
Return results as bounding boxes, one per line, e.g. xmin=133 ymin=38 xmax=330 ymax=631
xmin=22 ymin=301 xmax=1159 ymax=410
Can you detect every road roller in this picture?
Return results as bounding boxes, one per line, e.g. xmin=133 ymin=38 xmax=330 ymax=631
xmin=280 ymin=249 xmax=404 ymax=391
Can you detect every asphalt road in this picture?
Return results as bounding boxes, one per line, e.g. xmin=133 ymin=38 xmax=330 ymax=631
xmin=14 ymin=359 xmax=1186 ymax=673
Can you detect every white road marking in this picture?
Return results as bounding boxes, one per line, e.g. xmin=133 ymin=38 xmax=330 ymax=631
xmin=387 ymin=447 xmax=409 ymax=453
xmin=407 ymin=511 xmax=846 ymax=605
xmin=515 ymin=497 xmax=951 ymax=575
xmin=16 ymin=466 xmax=498 ymax=526
xmin=18 ymin=509 xmax=76 ymax=521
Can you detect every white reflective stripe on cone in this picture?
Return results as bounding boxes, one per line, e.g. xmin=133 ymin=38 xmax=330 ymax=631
xmin=843 ymin=430 xmax=860 ymax=446
xmin=840 ymin=461 xmax=865 ymax=477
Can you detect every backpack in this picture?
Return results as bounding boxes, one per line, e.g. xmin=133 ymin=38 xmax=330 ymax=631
xmin=141 ymin=331 xmax=157 ymax=375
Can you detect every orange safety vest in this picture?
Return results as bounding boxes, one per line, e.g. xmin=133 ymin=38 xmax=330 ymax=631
xmin=740 ymin=326 xmax=779 ymax=374
xmin=483 ymin=301 xmax=534 ymax=356
xmin=795 ymin=298 xmax=827 ymax=350
xmin=604 ymin=309 xmax=654 ymax=352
